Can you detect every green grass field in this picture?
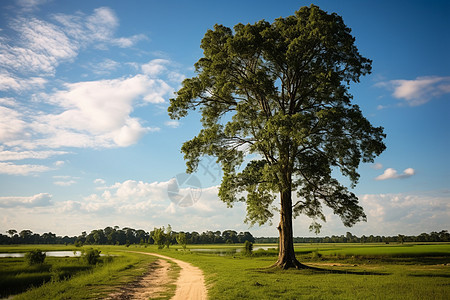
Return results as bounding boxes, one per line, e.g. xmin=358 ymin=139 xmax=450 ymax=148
xmin=145 ymin=243 xmax=450 ymax=299
xmin=1 ymin=243 xmax=449 ymax=299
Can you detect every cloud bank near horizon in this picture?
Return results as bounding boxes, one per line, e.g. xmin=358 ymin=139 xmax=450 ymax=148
xmin=1 ymin=176 xmax=447 ymax=237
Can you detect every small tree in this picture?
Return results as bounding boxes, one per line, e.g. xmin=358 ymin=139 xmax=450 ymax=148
xmin=176 ymin=232 xmax=188 ymax=250
xmin=152 ymin=227 xmax=166 ymax=249
xmin=82 ymin=248 xmax=101 ymax=265
xmin=244 ymin=241 xmax=253 ymax=256
xmin=165 ymin=224 xmax=173 ymax=249
xmin=25 ymin=249 xmax=46 ymax=265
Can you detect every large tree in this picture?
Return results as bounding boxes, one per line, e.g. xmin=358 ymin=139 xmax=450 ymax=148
xmin=168 ymin=5 xmax=386 ymax=269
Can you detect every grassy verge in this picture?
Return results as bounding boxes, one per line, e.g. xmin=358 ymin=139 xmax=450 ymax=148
xmin=0 ymin=256 xmax=92 ymax=297
xmin=1 ymin=246 xmax=157 ymax=299
xmin=152 ymin=259 xmax=181 ymax=300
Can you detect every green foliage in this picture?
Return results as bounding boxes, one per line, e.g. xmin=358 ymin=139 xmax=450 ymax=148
xmin=165 ymin=224 xmax=173 ymax=249
xmin=152 ymin=225 xmax=174 ymax=249
xmin=244 ymin=241 xmax=253 ymax=256
xmin=311 ymin=250 xmax=322 ymax=260
xmin=25 ymin=249 xmax=46 ymax=265
xmin=176 ymin=232 xmax=188 ymax=250
xmin=81 ymin=249 xmax=101 ymax=265
xmin=4 ymin=247 xmax=158 ymax=300
xmin=0 ymin=256 xmax=92 ymax=298
xmin=168 ymin=4 xmax=385 ymax=233
xmin=152 ymin=227 xmax=166 ymax=249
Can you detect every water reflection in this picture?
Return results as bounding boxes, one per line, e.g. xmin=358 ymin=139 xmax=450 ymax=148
xmin=0 ymin=251 xmax=82 ymax=258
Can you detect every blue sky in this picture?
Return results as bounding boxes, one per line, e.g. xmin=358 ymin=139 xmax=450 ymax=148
xmin=0 ymin=0 xmax=449 ymax=237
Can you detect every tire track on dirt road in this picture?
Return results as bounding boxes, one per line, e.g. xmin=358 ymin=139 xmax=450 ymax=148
xmin=133 ymin=251 xmax=208 ymax=300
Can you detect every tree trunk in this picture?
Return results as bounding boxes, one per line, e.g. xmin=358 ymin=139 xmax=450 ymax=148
xmin=274 ymin=189 xmax=307 ymax=269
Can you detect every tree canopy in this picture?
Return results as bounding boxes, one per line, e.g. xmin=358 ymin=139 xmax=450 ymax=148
xmin=169 ymin=5 xmax=386 ymax=268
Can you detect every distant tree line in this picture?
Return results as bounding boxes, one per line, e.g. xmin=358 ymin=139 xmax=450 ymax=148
xmin=256 ymin=230 xmax=450 ymax=244
xmin=0 ymin=226 xmax=256 ymax=246
xmin=1 ymin=228 xmax=448 ymax=245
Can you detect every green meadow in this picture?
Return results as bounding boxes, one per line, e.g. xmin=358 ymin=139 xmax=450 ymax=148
xmin=1 ymin=243 xmax=449 ymax=299
xmin=154 ymin=243 xmax=450 ymax=299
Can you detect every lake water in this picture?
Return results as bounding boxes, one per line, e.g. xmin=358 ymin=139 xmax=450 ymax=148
xmin=0 ymin=246 xmax=277 ymax=258
xmin=0 ymin=251 xmax=82 ymax=258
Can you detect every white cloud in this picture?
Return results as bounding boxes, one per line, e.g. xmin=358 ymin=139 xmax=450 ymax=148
xmin=376 ymin=76 xmax=450 ymax=106
xmin=375 ymin=167 xmax=415 ymax=180
xmin=1 ymin=74 xmax=167 ymax=150
xmin=371 ymin=163 xmax=383 ymax=170
xmin=0 ymin=7 xmax=179 ymax=152
xmin=0 ymin=193 xmax=52 ymax=207
xmin=0 ymin=6 xmax=148 ymax=91
xmin=53 ymin=7 xmax=146 ymax=50
xmin=54 ymin=160 xmax=65 ymax=166
xmin=85 ymin=7 xmax=118 ymax=41
xmin=112 ymin=34 xmax=147 ymax=48
xmin=142 ymin=59 xmax=170 ymax=77
xmin=168 ymin=71 xmax=186 ymax=83
xmin=359 ymin=191 xmax=450 ymax=235
xmin=377 ymin=104 xmax=389 ymax=110
xmin=0 ymin=73 xmax=47 ymax=91
xmin=88 ymin=58 xmax=119 ymax=75
xmin=0 ymin=106 xmax=28 ymax=143
xmin=52 ymin=175 xmax=78 ymax=186
xmin=0 ymin=17 xmax=78 ymax=76
xmin=41 ymin=74 xmax=164 ymax=147
xmin=142 ymin=79 xmax=173 ymax=104
xmin=54 ymin=180 xmax=76 ymax=186
xmin=0 ymin=161 xmax=51 ymax=175
xmin=0 ymin=97 xmax=16 ymax=107
xmin=164 ymin=120 xmax=180 ymax=128
xmin=94 ymin=178 xmax=106 ymax=185
xmin=69 ymin=178 xmax=226 ymax=217
xmin=0 ymin=148 xmax=67 ymax=161
xmin=16 ymin=0 xmax=49 ymax=12
xmin=29 ymin=177 xmax=249 ymax=235
xmin=51 ymin=7 xmax=118 ymax=48
xmin=141 ymin=59 xmax=185 ymax=86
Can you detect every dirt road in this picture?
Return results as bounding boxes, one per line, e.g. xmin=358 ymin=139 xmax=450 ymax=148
xmin=107 ymin=258 xmax=172 ymax=299
xmin=134 ymin=252 xmax=207 ymax=300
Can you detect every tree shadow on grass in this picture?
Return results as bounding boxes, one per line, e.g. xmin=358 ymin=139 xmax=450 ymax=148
xmin=409 ymin=274 xmax=450 ymax=278
xmin=380 ymin=256 xmax=449 ymax=265
xmin=252 ymin=264 xmax=390 ymax=276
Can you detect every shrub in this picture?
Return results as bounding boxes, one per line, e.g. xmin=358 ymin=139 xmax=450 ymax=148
xmin=82 ymin=248 xmax=101 ymax=265
xmin=25 ymin=249 xmax=46 ymax=265
xmin=311 ymin=250 xmax=322 ymax=260
xmin=244 ymin=241 xmax=253 ymax=256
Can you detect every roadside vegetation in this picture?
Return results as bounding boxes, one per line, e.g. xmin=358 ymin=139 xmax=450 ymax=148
xmin=0 ymin=246 xmax=157 ymax=299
